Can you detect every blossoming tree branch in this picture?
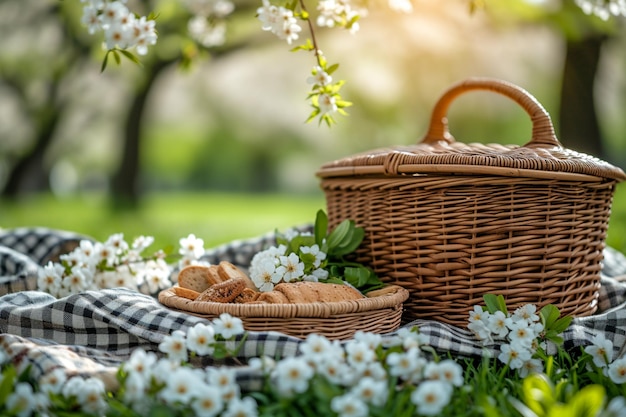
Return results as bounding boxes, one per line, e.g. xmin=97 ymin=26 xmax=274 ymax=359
xmin=77 ymin=0 xmax=406 ymax=126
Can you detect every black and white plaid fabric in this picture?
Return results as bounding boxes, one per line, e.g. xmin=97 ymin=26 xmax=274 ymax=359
xmin=1 ymin=227 xmax=626 ymax=391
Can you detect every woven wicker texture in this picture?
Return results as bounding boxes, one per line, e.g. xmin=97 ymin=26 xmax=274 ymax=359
xmin=317 ymin=78 xmax=626 ymax=325
xmin=158 ymin=285 xmax=409 ymax=340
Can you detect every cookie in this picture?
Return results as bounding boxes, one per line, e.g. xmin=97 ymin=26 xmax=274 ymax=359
xmin=233 ymin=288 xmax=260 ymax=303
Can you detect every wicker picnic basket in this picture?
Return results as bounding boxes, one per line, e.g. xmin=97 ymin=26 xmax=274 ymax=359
xmin=317 ymin=77 xmax=626 ymax=326
xmin=159 ymin=284 xmax=409 ymax=340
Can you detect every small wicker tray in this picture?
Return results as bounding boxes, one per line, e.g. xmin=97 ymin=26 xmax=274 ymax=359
xmin=159 ymin=285 xmax=409 ymax=340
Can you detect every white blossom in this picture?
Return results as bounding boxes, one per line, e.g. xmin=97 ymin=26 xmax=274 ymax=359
xmin=179 ymin=233 xmax=206 ymax=259
xmin=278 ymin=252 xmax=305 ymax=282
xmin=159 ymin=367 xmax=203 ymax=405
xmin=6 ymin=382 xmax=37 ymax=417
xmin=350 ymin=377 xmax=387 ymax=407
xmin=498 ymin=342 xmax=532 ymax=370
xmin=487 ymin=310 xmax=510 ymax=339
xmin=192 ymin=387 xmax=225 ymax=417
xmin=272 ymin=357 xmax=314 ymax=396
xmin=318 ymin=93 xmax=338 ymax=114
xmin=518 ymin=358 xmax=544 ymax=378
xmin=585 ymin=333 xmax=614 ymax=368
xmin=38 ymin=368 xmax=67 ymax=395
xmin=411 ymin=380 xmax=452 ymax=416
xmin=187 ymin=323 xmax=216 ymax=355
xmin=425 ymin=359 xmax=464 ymax=387
xmin=331 ymin=392 xmax=369 ymax=417
xmin=123 ymin=348 xmax=158 ymax=380
xmin=222 ymin=396 xmax=258 ymax=417
xmin=159 ymin=330 xmax=189 ymax=363
xmin=213 ymin=313 xmax=245 ymax=339
xmin=608 ymin=357 xmax=626 ymax=384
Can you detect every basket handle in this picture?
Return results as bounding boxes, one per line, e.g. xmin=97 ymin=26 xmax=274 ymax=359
xmin=421 ymin=78 xmax=562 ymax=149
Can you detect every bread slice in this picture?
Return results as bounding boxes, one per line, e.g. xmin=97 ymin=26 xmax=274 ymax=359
xmin=178 ymin=265 xmax=212 ymax=292
xmin=206 ymin=265 xmax=226 ymax=286
xmin=173 ymin=286 xmax=201 ymax=301
xmin=217 ymin=261 xmax=257 ymax=290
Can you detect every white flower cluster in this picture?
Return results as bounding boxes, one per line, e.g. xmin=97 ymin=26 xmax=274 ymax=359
xmin=468 ymin=304 xmax=546 ymax=377
xmin=248 ymin=229 xmax=328 ymax=292
xmin=115 ymin=314 xmax=252 ymax=416
xmin=584 ymin=333 xmax=626 ymax=384
xmin=575 ymin=0 xmax=626 ymax=19
xmin=255 ymin=328 xmax=462 ymax=416
xmin=2 ymin=313 xmax=248 ymax=417
xmin=37 ymin=232 xmax=207 ymax=298
xmin=316 ymin=0 xmax=362 ymax=33
xmin=80 ymin=0 xmax=158 ymax=55
xmin=256 ymin=0 xmax=303 ymax=45
xmin=7 ymin=369 xmax=107 ymax=416
xmin=184 ymin=0 xmax=235 ymax=47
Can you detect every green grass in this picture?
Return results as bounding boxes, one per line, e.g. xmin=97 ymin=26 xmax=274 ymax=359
xmin=1 ymin=184 xmax=625 ymax=254
xmin=0 ymin=192 xmax=326 ymax=251
xmin=608 ymin=182 xmax=626 ymax=253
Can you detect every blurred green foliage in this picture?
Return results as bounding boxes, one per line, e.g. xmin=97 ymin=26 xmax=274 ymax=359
xmin=1 ymin=184 xmax=625 ymax=253
xmin=0 ymin=192 xmax=325 ymax=250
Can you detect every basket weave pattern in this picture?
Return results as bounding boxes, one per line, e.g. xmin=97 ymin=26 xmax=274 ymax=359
xmin=159 ymin=285 xmax=409 ymax=340
xmin=318 ymin=78 xmax=626 ymax=325
xmin=323 ymin=177 xmax=614 ymax=324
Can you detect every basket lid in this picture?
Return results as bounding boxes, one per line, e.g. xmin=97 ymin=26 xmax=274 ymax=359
xmin=317 ymin=78 xmax=626 ymax=182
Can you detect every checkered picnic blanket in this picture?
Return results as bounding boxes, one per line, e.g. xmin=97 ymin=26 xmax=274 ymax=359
xmin=2 ymin=227 xmax=626 ymax=391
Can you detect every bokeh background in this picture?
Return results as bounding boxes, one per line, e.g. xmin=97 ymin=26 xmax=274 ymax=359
xmin=1 ymin=0 xmax=625 ymax=252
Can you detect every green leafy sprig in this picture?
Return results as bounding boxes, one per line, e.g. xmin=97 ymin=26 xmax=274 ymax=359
xmin=275 ymin=209 xmax=383 ymax=293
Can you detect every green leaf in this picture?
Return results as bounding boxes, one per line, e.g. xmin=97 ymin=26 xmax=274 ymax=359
xmin=101 ymin=50 xmax=111 ymax=72
xmin=119 ymin=49 xmax=143 ymax=67
xmin=551 ymin=315 xmax=572 ymax=334
xmin=521 ymin=373 xmax=555 ymax=416
xmin=344 ymin=266 xmax=371 ymax=287
xmin=112 ymin=49 xmax=121 ymax=65
xmin=540 ymin=304 xmax=561 ymax=328
xmin=314 ymin=209 xmax=328 ymax=247
xmin=332 ymin=226 xmax=364 ymax=256
xmin=148 ymin=404 xmax=178 ymax=417
xmin=325 ymin=63 xmax=339 ymax=75
xmin=290 ymin=41 xmax=314 ymax=52
xmin=288 ymin=234 xmax=316 ymax=254
xmin=483 ymin=294 xmax=507 ymax=314
xmin=326 ymin=219 xmax=351 ymax=250
xmin=0 ymin=364 xmax=17 ymax=405
xmin=305 ymin=108 xmax=321 ymax=124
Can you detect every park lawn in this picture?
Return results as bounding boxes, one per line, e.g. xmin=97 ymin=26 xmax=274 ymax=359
xmin=1 ymin=183 xmax=625 ymax=254
xmin=0 ymin=191 xmax=326 ymax=251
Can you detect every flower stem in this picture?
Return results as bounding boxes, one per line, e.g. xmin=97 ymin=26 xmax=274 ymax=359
xmin=299 ymin=0 xmax=324 ymax=67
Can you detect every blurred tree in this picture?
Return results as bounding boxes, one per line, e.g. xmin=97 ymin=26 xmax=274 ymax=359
xmin=0 ymin=2 xmax=90 ymax=197
xmin=477 ymin=0 xmax=623 ymax=161
xmin=554 ymin=1 xmax=620 ymax=160
xmin=69 ymin=0 xmax=265 ymax=209
xmin=0 ymin=0 xmax=262 ymax=206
